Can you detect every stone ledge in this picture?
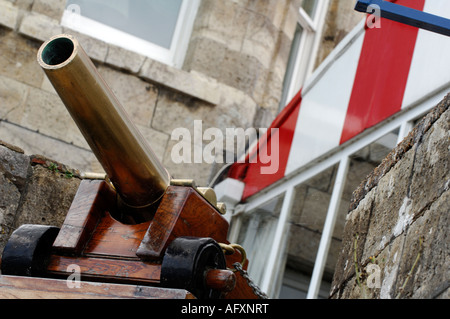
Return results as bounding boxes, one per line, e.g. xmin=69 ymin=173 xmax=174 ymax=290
xmin=349 ymin=93 xmax=450 ymax=211
xmin=30 ymin=154 xmax=81 ymax=179
xmin=139 ymin=58 xmax=221 ymax=105
xmin=0 ymin=0 xmax=19 ymax=30
xmin=0 ymin=139 xmax=24 ymax=154
xmin=18 ymin=11 xmax=62 ymax=42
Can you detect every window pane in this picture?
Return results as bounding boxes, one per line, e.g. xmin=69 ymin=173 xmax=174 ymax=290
xmin=279 ymin=24 xmax=303 ymax=110
xmin=66 ymin=0 xmax=183 ymax=49
xmin=301 ymin=0 xmax=318 ymax=18
xmin=236 ymin=194 xmax=285 ymax=286
xmin=288 ymin=164 xmax=340 ymax=280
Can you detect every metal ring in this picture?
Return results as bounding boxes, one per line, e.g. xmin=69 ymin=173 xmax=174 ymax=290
xmin=219 ymin=243 xmax=235 ymax=255
xmin=230 ymin=244 xmax=247 ymax=266
xmin=219 ymin=243 xmax=247 ymax=272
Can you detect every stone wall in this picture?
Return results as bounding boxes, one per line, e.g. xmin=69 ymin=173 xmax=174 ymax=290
xmin=314 ymin=0 xmax=362 ymax=68
xmin=331 ymin=94 xmax=449 ymax=299
xmin=0 ymin=140 xmax=80 ymax=258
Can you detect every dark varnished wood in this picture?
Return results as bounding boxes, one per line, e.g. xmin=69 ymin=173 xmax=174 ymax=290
xmin=204 ymin=269 xmax=236 ymax=294
xmin=83 ymin=212 xmax=150 ymax=258
xmin=0 ymin=275 xmax=194 ymax=299
xmin=47 ymin=255 xmax=161 ymax=285
xmin=52 ymin=179 xmax=117 ymax=255
xmin=136 ymin=186 xmax=229 ymax=260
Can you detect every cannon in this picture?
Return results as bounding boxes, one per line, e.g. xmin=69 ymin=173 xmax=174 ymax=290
xmin=0 ymin=34 xmax=261 ymax=299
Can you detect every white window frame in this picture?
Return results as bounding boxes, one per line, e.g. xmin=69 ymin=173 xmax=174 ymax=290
xmin=281 ymin=0 xmax=330 ymax=107
xmin=61 ymin=0 xmax=200 ymax=68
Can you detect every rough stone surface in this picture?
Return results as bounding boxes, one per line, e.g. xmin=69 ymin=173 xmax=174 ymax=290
xmin=0 ymin=142 xmax=81 ymax=259
xmin=184 ymin=0 xmax=296 ymax=114
xmin=331 ymin=94 xmax=450 ymax=299
xmin=18 ymin=12 xmax=62 ymax=42
xmin=0 ymin=0 xmax=19 ymax=30
xmin=0 ymin=30 xmax=44 ymax=88
xmin=315 ymin=0 xmax=363 ymax=68
xmin=31 ymin=0 xmax=66 ymax=21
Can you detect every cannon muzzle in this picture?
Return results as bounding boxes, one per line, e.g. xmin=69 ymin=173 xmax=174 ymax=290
xmin=37 ymin=34 xmax=170 ymax=217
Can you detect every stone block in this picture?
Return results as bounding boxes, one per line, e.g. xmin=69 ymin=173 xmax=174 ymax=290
xmin=0 ymin=144 xmax=26 ymax=252
xmin=106 ymin=44 xmax=146 ymax=74
xmin=31 ymin=0 xmax=66 ymax=21
xmin=19 ymin=12 xmax=63 ymax=42
xmin=281 ymin=2 xmax=299 ymax=40
xmin=246 ymin=0 xmax=286 ymax=29
xmin=214 ymin=84 xmax=257 ymax=133
xmin=287 ymin=224 xmax=341 ymax=276
xmin=409 ymin=107 xmax=449 ymax=218
xmin=289 ymin=184 xmax=308 ymax=224
xmin=0 ymin=144 xmax=30 ymax=249
xmin=135 ymin=124 xmax=169 ymax=163
xmin=219 ymin=48 xmax=261 ymax=95
xmin=40 ymin=74 xmax=56 ymax=94
xmin=183 ymin=36 xmax=227 ymax=79
xmin=62 ymin=28 xmax=108 ymax=63
xmin=343 ymin=159 xmax=377 ymax=201
xmin=195 ymin=0 xmax=244 ymax=50
xmin=19 ymin=85 xmax=89 ymax=149
xmin=187 ymin=39 xmax=238 ymax=91
xmin=0 ymin=121 xmax=101 ymax=174
xmin=361 ymin=146 xmax=415 ymax=261
xmin=242 ymin=11 xmax=278 ymax=69
xmin=252 ymin=68 xmax=271 ymax=109
xmin=0 ymin=30 xmax=44 ymax=88
xmin=396 ymin=190 xmax=449 ymax=299
xmin=272 ymin=0 xmax=290 ymax=31
xmin=299 ymin=188 xmax=330 ymax=232
xmin=0 ymin=75 xmax=29 ymax=122
xmin=271 ymin=31 xmax=292 ymax=83
xmin=151 ymin=89 xmax=208 ymax=136
xmin=13 ymin=164 xmax=80 ymax=228
xmin=0 ymin=141 xmax=30 ymax=191
xmin=331 ymin=189 xmax=375 ymax=289
xmin=140 ymin=58 xmax=221 ymax=105
xmin=376 ymin=234 xmax=404 ymax=299
xmin=287 ymin=225 xmax=321 ymax=271
xmin=332 ymin=276 xmax=360 ymax=299
xmin=0 ymin=0 xmax=19 ymax=29
xmin=97 ymin=65 xmax=158 ymax=127
xmin=11 ymin=0 xmax=33 ymax=10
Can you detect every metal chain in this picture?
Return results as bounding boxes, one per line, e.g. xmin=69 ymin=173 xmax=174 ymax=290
xmin=232 ymin=262 xmax=269 ymax=299
xmin=219 ymin=242 xmax=269 ymax=299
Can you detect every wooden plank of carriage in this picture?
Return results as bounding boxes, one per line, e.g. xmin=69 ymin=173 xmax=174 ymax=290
xmin=0 ymin=275 xmax=195 ymax=299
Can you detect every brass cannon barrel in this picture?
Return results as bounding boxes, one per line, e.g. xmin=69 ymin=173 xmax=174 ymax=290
xmin=37 ymin=34 xmax=170 ymax=213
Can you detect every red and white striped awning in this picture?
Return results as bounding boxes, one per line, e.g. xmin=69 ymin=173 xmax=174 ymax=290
xmin=228 ymin=0 xmax=450 ymax=201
